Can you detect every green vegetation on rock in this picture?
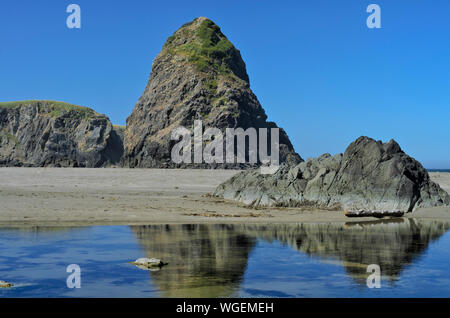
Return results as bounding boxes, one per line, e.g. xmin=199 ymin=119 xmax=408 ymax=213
xmin=212 ymin=96 xmax=227 ymax=107
xmin=0 ymin=130 xmax=18 ymax=144
xmin=165 ymin=18 xmax=237 ymax=77
xmin=205 ymin=78 xmax=218 ymax=92
xmin=113 ymin=124 xmax=126 ymax=133
xmin=0 ymin=101 xmax=26 ymax=109
xmin=0 ymin=100 xmax=98 ymax=119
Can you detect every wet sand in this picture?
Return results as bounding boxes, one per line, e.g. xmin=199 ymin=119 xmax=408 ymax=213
xmin=0 ymin=168 xmax=448 ymax=226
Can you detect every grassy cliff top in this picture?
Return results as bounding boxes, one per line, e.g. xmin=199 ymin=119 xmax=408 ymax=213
xmin=113 ymin=124 xmax=125 ymax=131
xmin=0 ymin=100 xmax=101 ymax=118
xmin=162 ymin=17 xmax=249 ymax=82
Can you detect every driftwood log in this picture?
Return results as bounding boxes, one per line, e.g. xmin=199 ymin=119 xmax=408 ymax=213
xmin=344 ymin=210 xmax=405 ymax=218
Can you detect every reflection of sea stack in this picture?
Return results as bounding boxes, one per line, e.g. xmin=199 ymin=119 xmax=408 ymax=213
xmin=215 ymin=136 xmax=450 ymax=211
xmin=0 ymin=101 xmax=123 ymax=167
xmin=123 ymin=17 xmax=301 ymax=168
xmin=130 ymin=224 xmax=256 ymax=297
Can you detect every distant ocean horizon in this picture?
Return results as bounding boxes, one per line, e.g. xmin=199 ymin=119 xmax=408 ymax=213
xmin=427 ymin=169 xmax=450 ymax=172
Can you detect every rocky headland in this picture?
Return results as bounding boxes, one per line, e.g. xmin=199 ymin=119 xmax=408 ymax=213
xmin=0 ymin=100 xmax=123 ymax=167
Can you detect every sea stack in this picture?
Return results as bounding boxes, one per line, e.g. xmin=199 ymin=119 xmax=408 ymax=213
xmin=0 ymin=100 xmax=123 ymax=167
xmin=214 ymin=136 xmax=450 ymax=211
xmin=123 ymin=17 xmax=301 ymax=168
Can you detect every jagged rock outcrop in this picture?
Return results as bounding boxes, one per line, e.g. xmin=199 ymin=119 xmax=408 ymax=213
xmin=123 ymin=17 xmax=301 ymax=168
xmin=0 ymin=100 xmax=123 ymax=167
xmin=214 ymin=136 xmax=450 ymax=211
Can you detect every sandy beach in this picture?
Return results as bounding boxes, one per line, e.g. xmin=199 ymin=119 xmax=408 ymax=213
xmin=0 ymin=168 xmax=449 ymax=226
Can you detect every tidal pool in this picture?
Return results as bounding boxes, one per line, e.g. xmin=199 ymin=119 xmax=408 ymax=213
xmin=1 ymin=219 xmax=450 ymax=297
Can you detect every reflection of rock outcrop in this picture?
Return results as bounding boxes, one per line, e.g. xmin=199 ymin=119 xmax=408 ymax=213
xmin=0 ymin=226 xmax=84 ymax=236
xmin=131 ymin=220 xmax=450 ymax=295
xmin=240 ymin=219 xmax=450 ymax=284
xmin=130 ymin=224 xmax=256 ymax=297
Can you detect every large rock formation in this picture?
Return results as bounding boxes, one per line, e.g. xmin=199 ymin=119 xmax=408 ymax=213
xmin=0 ymin=100 xmax=123 ymax=167
xmin=214 ymin=136 xmax=450 ymax=211
xmin=123 ymin=17 xmax=301 ymax=168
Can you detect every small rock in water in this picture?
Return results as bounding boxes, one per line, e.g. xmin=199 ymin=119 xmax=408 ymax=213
xmin=0 ymin=280 xmax=13 ymax=288
xmin=131 ymin=258 xmax=168 ymax=271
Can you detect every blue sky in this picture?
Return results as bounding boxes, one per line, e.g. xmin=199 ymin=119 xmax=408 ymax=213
xmin=1 ymin=0 xmax=449 ymax=168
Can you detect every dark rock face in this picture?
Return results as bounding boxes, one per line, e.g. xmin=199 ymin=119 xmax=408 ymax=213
xmin=0 ymin=101 xmax=123 ymax=167
xmin=214 ymin=136 xmax=450 ymax=211
xmin=123 ymin=17 xmax=301 ymax=168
